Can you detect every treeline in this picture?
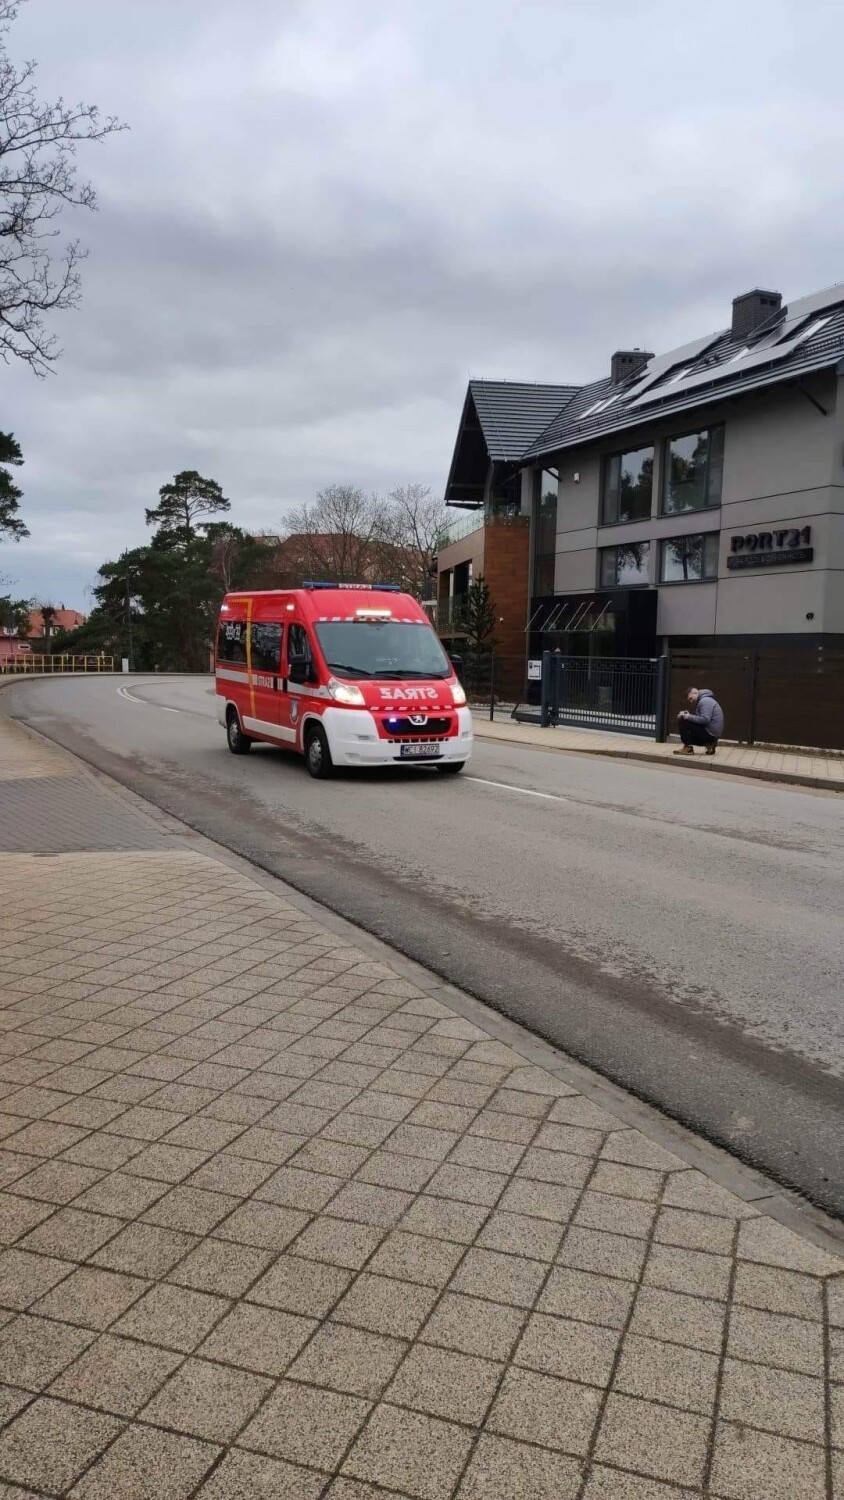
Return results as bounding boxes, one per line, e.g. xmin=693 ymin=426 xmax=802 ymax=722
xmin=51 ymin=475 xmax=446 ymax=671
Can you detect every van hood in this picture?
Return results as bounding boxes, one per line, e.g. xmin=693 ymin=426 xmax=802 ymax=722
xmin=348 ymin=678 xmax=457 ymax=713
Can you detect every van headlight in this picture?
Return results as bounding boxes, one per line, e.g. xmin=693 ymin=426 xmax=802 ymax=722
xmin=328 ymin=677 xmax=366 ymax=707
xmin=451 ymin=682 xmax=467 ymax=706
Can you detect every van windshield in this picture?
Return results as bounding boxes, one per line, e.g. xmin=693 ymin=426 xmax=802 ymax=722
xmin=315 ymin=620 xmax=451 ymax=680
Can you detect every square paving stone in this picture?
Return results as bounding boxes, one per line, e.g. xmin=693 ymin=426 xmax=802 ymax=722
xmin=498 ymin=1178 xmax=578 ymax=1223
xmin=559 ymin=1227 xmax=648 ymax=1282
xmin=654 ymin=1204 xmax=735 ymax=1254
xmin=74 ymin=1171 xmax=169 ymax=1218
xmin=189 ymin=1153 xmax=276 ymax=1197
xmin=630 ymin=1287 xmax=726 ymax=1353
xmin=421 ymin=1292 xmax=525 ymax=1360
xmin=448 ymin=1136 xmax=525 ymax=1174
xmin=289 ymin=1320 xmax=406 ymax=1398
xmin=256 ymin=1166 xmax=343 ymax=1212
xmin=115 ymin=1284 xmax=230 ymax=1352
xmin=69 ymin=1423 xmax=220 ymax=1499
xmin=487 ymin=1367 xmax=602 ymax=1456
xmin=588 ymin=1163 xmax=663 ymax=1202
xmin=92 ymin=1221 xmax=198 ymax=1277
xmin=644 ymin=1242 xmax=732 ymax=1300
xmin=477 ymin=1210 xmax=563 ymax=1262
xmin=34 ymin=1265 xmax=149 ymax=1330
xmin=200 ymin=1303 xmax=315 ymax=1376
xmin=293 ymin=1217 xmax=384 ymax=1270
xmin=517 ymin=1148 xmax=591 ymax=1188
xmin=170 ymin=1238 xmax=274 ymax=1297
xmin=732 ymin=1261 xmax=824 ymax=1320
xmin=468 ymin=1109 xmax=537 ymax=1147
xmin=247 ymin=1254 xmax=351 ymax=1318
xmin=0 ymin=1196 xmax=54 ymax=1245
xmin=399 ymin=1195 xmax=488 ymax=1245
xmin=0 ymin=1313 xmax=94 ymax=1390
xmin=449 ymin=1248 xmax=546 ymax=1308
xmin=0 ymin=1396 xmax=121 ymax=1492
xmin=326 ymin=1182 xmax=413 ymax=1228
xmin=583 ymin=1465 xmax=700 ymax=1498
xmin=240 ymin=1380 xmax=370 ymax=1469
xmin=355 ymin=1152 xmax=436 ymax=1193
xmin=727 ymin=1305 xmax=824 ymax=1375
xmin=194 ymin=1448 xmax=326 ymax=1498
xmin=291 ymin=1139 xmax=370 ymax=1178
xmin=710 ymin=1419 xmax=827 ymax=1500
xmin=387 ymin=1343 xmax=502 ymax=1424
xmin=539 ymin=1267 xmax=636 ymax=1328
xmin=0 ymin=1248 xmax=73 ymax=1310
xmin=124 ymin=1143 xmax=211 ymax=1183
xmin=19 ymin=1205 xmax=123 ymax=1261
xmin=457 ymin=1433 xmax=582 ymax=1499
xmin=9 ymin=1159 xmax=102 ymax=1205
xmin=50 ymin=1332 xmax=182 ymax=1415
xmin=594 ymin=1393 xmax=709 ymax=1487
xmin=736 ymin=1215 xmax=843 ymax=1276
xmin=719 ymin=1357 xmax=826 ymax=1443
xmin=515 ymin=1312 xmax=620 ymax=1386
xmin=574 ymin=1192 xmax=658 ymax=1241
xmin=214 ymin=1201 xmax=310 ymax=1252
xmin=334 ymin=1272 xmax=438 ymax=1339
xmin=143 ymin=1186 xmax=239 ymax=1234
xmin=367 ymin=1231 xmax=464 ymax=1288
xmin=141 ymin=1357 xmax=272 ymax=1442
xmin=425 ymin=1164 xmax=508 ymax=1208
xmin=343 ymin=1403 xmax=474 ymax=1500
xmin=613 ymin=1333 xmax=719 ymax=1414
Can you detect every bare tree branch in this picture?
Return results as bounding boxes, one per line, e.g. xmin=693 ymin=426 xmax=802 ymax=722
xmin=0 ymin=0 xmax=125 ymax=374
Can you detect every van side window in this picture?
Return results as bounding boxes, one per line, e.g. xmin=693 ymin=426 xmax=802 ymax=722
xmin=217 ymin=620 xmax=247 ymax=664
xmin=288 ymin=624 xmax=314 ymax=666
xmin=251 ymin=622 xmax=282 ymax=672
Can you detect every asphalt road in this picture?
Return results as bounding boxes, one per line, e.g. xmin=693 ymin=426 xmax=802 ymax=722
xmin=7 ymin=673 xmax=844 ymax=1216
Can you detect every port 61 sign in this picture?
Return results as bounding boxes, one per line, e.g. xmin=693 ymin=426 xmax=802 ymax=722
xmin=727 ymin=525 xmax=813 ymax=570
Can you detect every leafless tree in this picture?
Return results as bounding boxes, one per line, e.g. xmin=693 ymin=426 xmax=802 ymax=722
xmin=378 ymin=483 xmax=446 ymax=600
xmin=0 ymin=0 xmax=125 ymax=374
xmin=281 ymin=485 xmax=385 ymax=584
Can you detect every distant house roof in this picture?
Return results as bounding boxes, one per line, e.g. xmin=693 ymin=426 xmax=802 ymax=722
xmin=526 ymin=282 xmax=844 ymax=460
xmin=445 ymin=380 xmax=580 ymax=506
xmin=28 ymin=608 xmax=85 ymax=637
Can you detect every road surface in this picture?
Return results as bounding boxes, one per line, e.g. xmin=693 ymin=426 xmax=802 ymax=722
xmin=6 ymin=673 xmax=844 ymax=1216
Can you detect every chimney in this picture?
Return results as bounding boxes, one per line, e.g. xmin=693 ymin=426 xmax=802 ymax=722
xmin=610 ymin=348 xmax=653 ymax=384
xmin=731 ymin=288 xmax=782 ymax=340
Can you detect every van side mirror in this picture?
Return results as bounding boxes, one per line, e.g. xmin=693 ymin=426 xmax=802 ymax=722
xmin=449 ymin=654 xmax=463 ymax=674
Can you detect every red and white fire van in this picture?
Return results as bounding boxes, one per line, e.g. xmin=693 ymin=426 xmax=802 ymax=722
xmin=215 ymin=583 xmax=473 ymax=778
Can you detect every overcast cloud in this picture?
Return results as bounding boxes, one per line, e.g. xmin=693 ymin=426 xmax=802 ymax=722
xmin=3 ymin=0 xmax=844 ymax=608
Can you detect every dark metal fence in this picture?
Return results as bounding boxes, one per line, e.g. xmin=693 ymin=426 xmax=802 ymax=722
xmin=452 ymin=654 xmax=530 ymax=721
xmin=668 ymin=647 xmax=844 ymax=751
xmin=539 ymin=654 xmax=665 ymax=736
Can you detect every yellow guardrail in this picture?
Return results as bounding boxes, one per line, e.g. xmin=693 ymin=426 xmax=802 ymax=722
xmin=0 ymin=654 xmax=115 ymax=674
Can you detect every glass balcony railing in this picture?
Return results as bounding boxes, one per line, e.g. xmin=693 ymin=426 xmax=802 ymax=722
xmin=436 ymin=508 xmax=529 ymax=551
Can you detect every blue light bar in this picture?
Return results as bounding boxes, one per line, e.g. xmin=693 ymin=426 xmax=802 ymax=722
xmin=302 ymin=581 xmax=402 ymax=592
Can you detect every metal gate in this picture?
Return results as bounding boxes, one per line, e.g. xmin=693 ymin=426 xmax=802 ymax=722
xmin=540 ymin=654 xmax=665 ymax=736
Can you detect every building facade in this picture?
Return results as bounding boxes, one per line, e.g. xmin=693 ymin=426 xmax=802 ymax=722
xmin=441 ymin=283 xmax=844 ymax=666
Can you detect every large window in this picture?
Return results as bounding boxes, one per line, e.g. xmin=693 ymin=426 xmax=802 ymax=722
xmin=251 ymin=622 xmax=282 ymax=672
xmin=601 ymin=446 xmax=654 ymax=525
xmin=599 ymin=541 xmax=651 ymax=588
xmin=660 ymin=533 xmax=719 ymax=584
xmin=217 ymin=619 xmax=247 ymax=664
xmin=662 ymin=426 xmax=724 ymax=514
xmin=533 ymin=470 xmax=558 ymax=596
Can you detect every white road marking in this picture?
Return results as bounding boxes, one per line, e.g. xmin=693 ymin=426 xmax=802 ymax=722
xmin=117 ymin=684 xmax=179 ymax=713
xmin=464 ymin=774 xmax=568 ymax=804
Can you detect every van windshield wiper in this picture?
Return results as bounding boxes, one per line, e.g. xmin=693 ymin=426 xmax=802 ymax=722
xmin=376 ymin=669 xmax=449 ymax=680
xmin=326 ymin=662 xmax=370 ymax=677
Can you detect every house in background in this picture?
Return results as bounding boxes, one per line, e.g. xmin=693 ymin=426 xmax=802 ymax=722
xmin=0 ymin=606 xmax=86 ymax=662
xmin=434 ymin=380 xmax=578 ymax=661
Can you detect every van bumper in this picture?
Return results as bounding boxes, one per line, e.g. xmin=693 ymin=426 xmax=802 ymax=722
xmin=320 ymin=706 xmax=473 ymax=768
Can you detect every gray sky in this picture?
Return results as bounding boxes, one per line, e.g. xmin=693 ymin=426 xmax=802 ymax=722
xmin=3 ymin=0 xmax=844 ymax=610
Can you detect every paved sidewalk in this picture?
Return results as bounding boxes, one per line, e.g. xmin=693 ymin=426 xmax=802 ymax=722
xmin=0 ymin=719 xmax=842 ymax=1499
xmin=472 ymin=716 xmax=844 ymax=793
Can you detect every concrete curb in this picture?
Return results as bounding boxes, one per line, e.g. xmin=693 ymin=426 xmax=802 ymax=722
xmin=473 ymin=720 xmax=844 ymax=794
xmin=6 ymin=701 xmax=842 ymax=1261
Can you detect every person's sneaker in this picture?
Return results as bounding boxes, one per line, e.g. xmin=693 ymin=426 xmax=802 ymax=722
xmin=673 ymin=745 xmax=694 ymax=755
xmin=705 ymin=743 xmax=717 ymax=756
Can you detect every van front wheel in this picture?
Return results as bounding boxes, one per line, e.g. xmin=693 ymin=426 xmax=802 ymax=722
xmin=305 ymin=724 xmax=333 ymax=779
xmin=226 ymin=710 xmax=252 ymax=755
xmin=436 ymin=761 xmax=464 ymax=775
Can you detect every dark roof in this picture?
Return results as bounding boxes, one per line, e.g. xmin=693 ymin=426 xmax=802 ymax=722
xmin=526 ymin=283 xmax=844 ymax=460
xmin=469 ymin=380 xmax=580 ymax=460
xmin=444 ymin=380 xmax=579 ymax=506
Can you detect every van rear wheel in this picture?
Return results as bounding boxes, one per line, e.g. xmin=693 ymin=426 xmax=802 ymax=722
xmin=305 ymin=724 xmax=333 ymax=779
xmin=226 ymin=709 xmax=252 ymax=755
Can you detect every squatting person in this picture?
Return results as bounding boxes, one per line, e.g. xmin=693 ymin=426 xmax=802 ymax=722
xmin=675 ymin=687 xmax=724 ymax=756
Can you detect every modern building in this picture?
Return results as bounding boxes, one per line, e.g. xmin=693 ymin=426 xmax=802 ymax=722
xmin=440 ymin=282 xmax=844 ymax=666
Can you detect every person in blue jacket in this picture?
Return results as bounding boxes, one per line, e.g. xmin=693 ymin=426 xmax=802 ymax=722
xmin=674 ymin=687 xmax=724 ymax=756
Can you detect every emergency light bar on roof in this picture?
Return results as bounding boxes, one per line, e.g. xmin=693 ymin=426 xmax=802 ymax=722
xmin=302 ymin=581 xmax=402 ymax=592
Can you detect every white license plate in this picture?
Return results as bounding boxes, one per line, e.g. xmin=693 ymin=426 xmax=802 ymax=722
xmin=399 ymin=743 xmax=442 ymax=759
